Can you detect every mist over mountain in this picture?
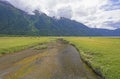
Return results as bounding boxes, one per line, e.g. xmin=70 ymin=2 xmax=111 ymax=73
xmin=5 ymin=0 xmax=120 ymax=30
xmin=0 ymin=1 xmax=120 ymax=36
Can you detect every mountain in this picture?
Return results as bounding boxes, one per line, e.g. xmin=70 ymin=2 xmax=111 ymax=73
xmin=92 ymin=28 xmax=120 ymax=36
xmin=0 ymin=1 xmax=39 ymax=35
xmin=0 ymin=1 xmax=120 ymax=36
xmin=113 ymin=29 xmax=120 ymax=36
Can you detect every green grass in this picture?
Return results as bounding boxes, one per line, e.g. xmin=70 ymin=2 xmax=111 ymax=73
xmin=1 ymin=37 xmax=120 ymax=79
xmin=64 ymin=37 xmax=120 ymax=79
xmin=0 ymin=37 xmax=52 ymax=56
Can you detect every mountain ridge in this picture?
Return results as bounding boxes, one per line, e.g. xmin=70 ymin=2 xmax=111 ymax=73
xmin=0 ymin=1 xmax=119 ymax=36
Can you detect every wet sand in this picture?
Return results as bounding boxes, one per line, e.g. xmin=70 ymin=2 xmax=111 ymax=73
xmin=0 ymin=40 xmax=102 ymax=79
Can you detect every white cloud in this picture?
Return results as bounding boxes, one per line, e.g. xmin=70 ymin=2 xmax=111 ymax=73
xmin=5 ymin=0 xmax=120 ymax=30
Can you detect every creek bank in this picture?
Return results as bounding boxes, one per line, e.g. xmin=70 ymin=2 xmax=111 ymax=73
xmin=64 ymin=39 xmax=105 ymax=79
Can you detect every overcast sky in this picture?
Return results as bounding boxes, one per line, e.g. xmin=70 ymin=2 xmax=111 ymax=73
xmin=5 ymin=0 xmax=120 ymax=30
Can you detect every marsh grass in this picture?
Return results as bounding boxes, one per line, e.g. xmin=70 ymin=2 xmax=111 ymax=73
xmin=34 ymin=45 xmax=47 ymax=50
xmin=64 ymin=37 xmax=120 ymax=79
xmin=0 ymin=37 xmax=51 ymax=55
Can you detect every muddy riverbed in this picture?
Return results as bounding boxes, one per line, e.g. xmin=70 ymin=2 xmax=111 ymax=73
xmin=0 ymin=40 xmax=102 ymax=79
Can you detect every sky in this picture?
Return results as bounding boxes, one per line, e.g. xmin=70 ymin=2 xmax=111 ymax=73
xmin=5 ymin=0 xmax=120 ymax=30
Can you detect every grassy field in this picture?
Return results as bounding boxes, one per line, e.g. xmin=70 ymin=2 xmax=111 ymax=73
xmin=0 ymin=37 xmax=52 ymax=56
xmin=0 ymin=37 xmax=120 ymax=79
xmin=64 ymin=37 xmax=120 ymax=79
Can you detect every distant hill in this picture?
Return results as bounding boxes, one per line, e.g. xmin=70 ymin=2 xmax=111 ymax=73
xmin=0 ymin=1 xmax=119 ymax=36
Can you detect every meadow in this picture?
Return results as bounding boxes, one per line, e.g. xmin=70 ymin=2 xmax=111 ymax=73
xmin=64 ymin=37 xmax=120 ymax=79
xmin=0 ymin=37 xmax=52 ymax=56
xmin=0 ymin=37 xmax=120 ymax=79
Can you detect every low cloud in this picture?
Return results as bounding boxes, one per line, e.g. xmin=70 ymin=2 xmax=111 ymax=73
xmin=57 ymin=6 xmax=72 ymax=19
xmin=5 ymin=0 xmax=120 ymax=30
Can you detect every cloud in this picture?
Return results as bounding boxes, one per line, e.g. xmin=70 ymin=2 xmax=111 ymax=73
xmin=5 ymin=0 xmax=120 ymax=30
xmin=57 ymin=6 xmax=72 ymax=19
